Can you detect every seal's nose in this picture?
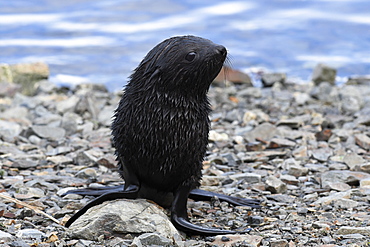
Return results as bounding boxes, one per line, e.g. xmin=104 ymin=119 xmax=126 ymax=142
xmin=216 ymin=45 xmax=227 ymax=57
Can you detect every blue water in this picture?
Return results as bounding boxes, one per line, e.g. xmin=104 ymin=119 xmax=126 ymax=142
xmin=1 ymin=0 xmax=369 ymax=91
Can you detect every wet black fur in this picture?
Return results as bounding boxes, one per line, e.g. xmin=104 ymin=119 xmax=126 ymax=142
xmin=112 ymin=35 xmax=226 ymax=203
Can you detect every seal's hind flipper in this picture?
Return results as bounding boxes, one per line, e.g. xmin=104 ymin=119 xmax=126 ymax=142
xmin=171 ymin=185 xmax=252 ymax=235
xmin=189 ymin=189 xmax=261 ymax=208
xmin=64 ymin=185 xmax=139 ymax=228
xmin=62 ymin=185 xmax=125 ymax=197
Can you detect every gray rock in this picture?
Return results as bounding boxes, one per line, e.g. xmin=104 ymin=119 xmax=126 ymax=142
xmin=98 ymin=104 xmax=115 ymax=126
xmin=311 ymin=63 xmax=336 ymax=85
xmin=288 ymin=165 xmax=309 ymax=177
xmin=11 ymin=159 xmax=38 ymax=169
xmin=247 ymin=215 xmax=264 ymax=226
xmin=16 ymin=228 xmax=46 ymax=241
xmin=265 ymin=176 xmax=287 ymax=194
xmin=321 ymin=170 xmax=370 ymax=189
xmin=310 ymin=82 xmax=339 ymax=103
xmin=343 ymin=152 xmax=366 ymax=170
xmin=0 ymin=230 xmax=14 ymax=243
xmin=337 ymin=226 xmax=370 ymax=236
xmin=244 ymin=122 xmax=279 ymax=142
xmin=359 ymin=163 xmax=370 ymax=173
xmin=326 ymin=182 xmax=351 ymax=192
xmin=61 ymin=112 xmax=80 ymax=135
xmin=334 ymin=198 xmax=359 ymax=209
xmin=280 ymin=174 xmax=299 ymax=185
xmin=229 ymin=173 xmax=261 ymax=184
xmin=0 ymin=120 xmax=22 ymax=140
xmin=56 ymin=95 xmax=80 ymax=113
xmin=269 ymin=137 xmax=296 ymax=148
xmin=293 ymin=92 xmax=311 ymax=105
xmin=261 ymin=73 xmax=286 ymax=87
xmin=31 ymin=125 xmax=66 ymax=141
xmin=355 ymin=133 xmax=370 ymax=151
xmin=75 ymin=168 xmax=97 ymax=179
xmin=210 ymin=234 xmax=263 ymax=247
xmin=276 ymin=119 xmax=303 ymax=129
xmin=67 ymin=199 xmax=180 ymax=241
xmin=313 ymin=191 xmax=351 ymax=206
xmin=131 ymin=233 xmax=174 ymax=247
xmin=310 ymin=147 xmax=332 ymax=162
xmin=270 ymin=239 xmax=289 ymax=247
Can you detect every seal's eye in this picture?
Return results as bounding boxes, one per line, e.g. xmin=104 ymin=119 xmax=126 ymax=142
xmin=185 ymin=52 xmax=196 ymax=62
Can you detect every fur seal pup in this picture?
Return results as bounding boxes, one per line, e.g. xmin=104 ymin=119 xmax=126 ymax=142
xmin=65 ymin=35 xmax=260 ymax=235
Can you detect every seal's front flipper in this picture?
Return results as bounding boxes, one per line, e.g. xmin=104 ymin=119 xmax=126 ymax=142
xmin=62 ymin=185 xmax=125 ymax=197
xmin=171 ymin=185 xmax=251 ymax=236
xmin=189 ymin=189 xmax=261 ymax=208
xmin=65 ymin=184 xmax=139 ymax=227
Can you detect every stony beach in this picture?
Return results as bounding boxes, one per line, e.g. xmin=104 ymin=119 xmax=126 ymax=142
xmin=0 ymin=62 xmax=370 ymax=246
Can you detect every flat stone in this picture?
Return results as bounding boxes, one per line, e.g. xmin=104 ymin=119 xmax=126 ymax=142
xmin=311 ymin=147 xmax=333 ymax=162
xmin=343 ymin=152 xmax=366 ymax=170
xmin=321 ymin=170 xmax=370 ymax=188
xmin=211 ymin=234 xmax=263 ymax=247
xmin=269 ymin=239 xmax=289 ymax=247
xmin=265 ymin=176 xmax=287 ymax=194
xmin=32 ymin=125 xmax=66 ymax=141
xmin=0 ymin=120 xmax=22 ymax=140
xmin=313 ymin=191 xmax=351 ymax=206
xmin=229 ymin=173 xmax=261 ymax=184
xmin=360 ymin=178 xmax=370 ymax=188
xmin=268 ymin=138 xmax=296 ymax=148
xmin=131 ymin=233 xmax=174 ymax=247
xmin=355 ymin=133 xmax=370 ymax=150
xmin=337 ymin=226 xmax=370 ymax=236
xmin=241 ymin=150 xmax=288 ymax=162
xmin=292 ymin=146 xmax=308 ymax=158
xmin=46 ymin=155 xmax=73 ymax=165
xmin=326 ymin=182 xmax=351 ymax=192
xmin=16 ymin=228 xmax=46 ymax=241
xmin=280 ymin=174 xmax=299 ymax=185
xmin=244 ymin=122 xmax=279 ymax=142
xmin=75 ymin=168 xmax=97 ymax=179
xmin=347 ymin=75 xmax=370 ymax=85
xmin=334 ymin=198 xmax=359 ymax=209
xmin=209 ymin=130 xmax=229 ymax=142
xmin=288 ymin=165 xmax=309 ymax=177
xmin=11 ymin=159 xmax=38 ymax=169
xmin=0 ymin=230 xmax=14 ymax=243
xmin=276 ymin=119 xmax=303 ymax=129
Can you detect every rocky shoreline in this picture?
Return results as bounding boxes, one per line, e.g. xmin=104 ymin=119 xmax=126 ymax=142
xmin=0 ymin=62 xmax=370 ymax=246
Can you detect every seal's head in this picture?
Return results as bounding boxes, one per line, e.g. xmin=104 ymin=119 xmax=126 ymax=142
xmin=128 ymin=35 xmax=227 ymax=96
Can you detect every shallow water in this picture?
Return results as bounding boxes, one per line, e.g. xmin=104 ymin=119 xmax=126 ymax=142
xmin=1 ymin=0 xmax=369 ymax=91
